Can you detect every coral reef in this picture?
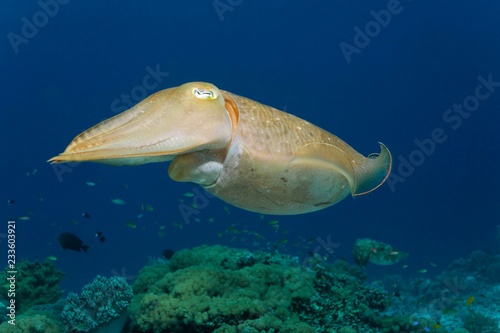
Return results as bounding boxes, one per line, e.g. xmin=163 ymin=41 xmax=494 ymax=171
xmin=2 ymin=245 xmax=498 ymax=332
xmin=353 ymin=238 xmax=408 ymax=266
xmin=0 ymin=308 xmax=63 ymax=333
xmin=0 ymin=259 xmax=64 ymax=313
xmin=61 ymin=275 xmax=133 ymax=332
xmin=382 ymin=250 xmax=500 ymax=332
xmin=463 ymin=310 xmax=498 ymax=333
xmin=127 ymin=245 xmax=395 ymax=332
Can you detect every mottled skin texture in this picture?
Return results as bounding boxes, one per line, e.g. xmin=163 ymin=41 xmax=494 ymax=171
xmin=49 ymin=82 xmax=391 ymax=215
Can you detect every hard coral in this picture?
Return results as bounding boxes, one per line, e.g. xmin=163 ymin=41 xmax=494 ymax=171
xmin=293 ymin=261 xmax=391 ymax=332
xmin=129 ymin=245 xmax=316 ymax=332
xmin=61 ymin=275 xmax=133 ymax=332
xmin=127 ymin=245 xmax=392 ymax=333
xmin=0 ymin=312 xmax=63 ymax=333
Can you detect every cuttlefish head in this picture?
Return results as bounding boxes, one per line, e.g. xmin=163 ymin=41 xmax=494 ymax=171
xmin=48 ymin=82 xmax=238 ymax=165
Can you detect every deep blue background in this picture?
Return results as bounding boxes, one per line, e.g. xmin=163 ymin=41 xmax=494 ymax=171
xmin=2 ymin=0 xmax=499 ymax=293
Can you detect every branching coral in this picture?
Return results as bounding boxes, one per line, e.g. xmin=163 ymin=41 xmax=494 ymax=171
xmin=292 ymin=259 xmax=392 ymax=332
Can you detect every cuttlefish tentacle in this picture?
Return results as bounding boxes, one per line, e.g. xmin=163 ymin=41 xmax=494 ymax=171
xmin=49 ymin=82 xmax=391 ymax=215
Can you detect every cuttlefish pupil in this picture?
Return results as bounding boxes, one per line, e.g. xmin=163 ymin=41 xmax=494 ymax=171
xmin=49 ymin=82 xmax=392 ymax=215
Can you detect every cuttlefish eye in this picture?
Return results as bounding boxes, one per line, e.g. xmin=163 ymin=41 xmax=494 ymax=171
xmin=193 ymin=88 xmax=218 ymax=100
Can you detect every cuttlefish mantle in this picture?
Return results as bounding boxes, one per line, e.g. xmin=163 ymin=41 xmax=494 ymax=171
xmin=49 ymin=82 xmax=392 ymax=215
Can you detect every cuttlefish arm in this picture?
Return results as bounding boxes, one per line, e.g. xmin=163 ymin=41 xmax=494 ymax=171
xmin=49 ymin=82 xmax=391 ymax=215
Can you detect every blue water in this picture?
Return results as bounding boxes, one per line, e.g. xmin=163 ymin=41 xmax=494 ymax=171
xmin=2 ymin=0 xmax=499 ymax=294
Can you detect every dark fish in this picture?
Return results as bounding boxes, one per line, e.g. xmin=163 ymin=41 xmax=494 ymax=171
xmin=96 ymin=231 xmax=106 ymax=242
xmin=7 ymin=199 xmax=15 ymax=205
xmin=162 ymin=248 xmax=175 ymax=259
xmin=82 ymin=213 xmax=91 ymax=218
xmin=57 ymin=232 xmax=90 ymax=253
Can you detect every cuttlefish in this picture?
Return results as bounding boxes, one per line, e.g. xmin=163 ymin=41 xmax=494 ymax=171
xmin=49 ymin=82 xmax=391 ymax=215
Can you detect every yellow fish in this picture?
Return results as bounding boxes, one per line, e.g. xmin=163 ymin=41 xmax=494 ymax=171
xmin=466 ymin=296 xmax=475 ymax=307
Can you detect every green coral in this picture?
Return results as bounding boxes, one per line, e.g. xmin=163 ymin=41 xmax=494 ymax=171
xmin=0 ymin=310 xmax=63 ymax=333
xmin=129 ymin=245 xmax=316 ymax=332
xmin=0 ymin=259 xmax=64 ymax=313
xmin=128 ymin=245 xmax=393 ymax=333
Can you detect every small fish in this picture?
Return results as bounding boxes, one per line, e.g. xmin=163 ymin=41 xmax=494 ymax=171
xmin=111 ymin=198 xmax=126 ymax=205
xmin=19 ymin=216 xmax=30 ymax=221
xmin=46 ymin=256 xmax=57 ymax=261
xmin=126 ymin=223 xmax=137 ymax=229
xmin=389 ymin=251 xmax=399 ymax=255
xmin=402 ymin=264 xmax=409 ymax=269
xmin=466 ymin=296 xmax=475 ymax=307
xmin=429 ymin=262 xmax=438 ymax=267
xmin=417 ymin=268 xmax=427 ymax=274
xmin=82 ymin=213 xmax=91 ymax=218
xmin=73 ymin=322 xmax=92 ymax=332
xmin=267 ymin=220 xmax=279 ymax=225
xmin=171 ymin=222 xmax=184 ymax=229
xmin=86 ymin=181 xmax=96 ymax=186
xmin=95 ymin=231 xmax=106 ymax=242
xmin=433 ymin=323 xmax=441 ymax=329
xmin=183 ymin=192 xmax=194 ymax=197
xmin=144 ymin=204 xmax=154 ymax=212
xmin=58 ymin=232 xmax=90 ymax=253
xmin=207 ymin=217 xmax=215 ymax=223
xmin=442 ymin=307 xmax=457 ymax=315
xmin=7 ymin=199 xmax=15 ymax=205
xmin=226 ymin=225 xmax=241 ymax=234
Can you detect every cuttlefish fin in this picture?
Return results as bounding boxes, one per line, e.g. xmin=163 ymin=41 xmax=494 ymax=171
xmin=290 ymin=142 xmax=391 ymax=197
xmin=352 ymin=142 xmax=392 ymax=196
